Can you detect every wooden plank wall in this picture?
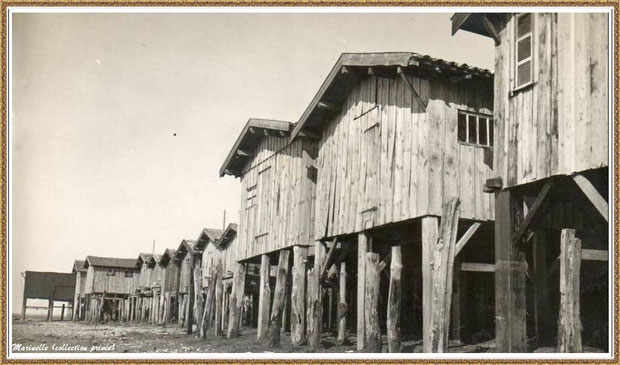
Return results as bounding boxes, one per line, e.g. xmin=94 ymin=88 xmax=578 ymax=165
xmin=140 ymin=264 xmax=153 ymax=288
xmin=84 ymin=266 xmax=139 ymax=295
xmin=314 ymin=74 xmax=494 ymax=240
xmin=163 ymin=263 xmax=179 ymax=293
xmin=494 ymin=13 xmax=608 ymax=189
xmin=179 ymin=254 xmax=192 ymax=294
xmin=236 ymin=137 xmax=316 ymax=261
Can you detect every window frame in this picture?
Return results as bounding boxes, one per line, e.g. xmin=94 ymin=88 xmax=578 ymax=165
xmin=512 ymin=13 xmax=536 ymax=93
xmin=457 ymin=110 xmax=494 ymax=148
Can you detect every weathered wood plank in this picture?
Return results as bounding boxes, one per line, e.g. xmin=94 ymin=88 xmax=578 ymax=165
xmin=291 ymin=246 xmax=307 ymax=346
xmin=422 ymin=216 xmax=438 ymax=352
xmin=387 ymin=246 xmax=402 ymax=353
xmin=257 ymin=254 xmax=271 ymax=341
xmin=268 ymin=250 xmax=290 ymax=348
xmin=357 ymin=232 xmax=369 ymax=350
xmin=558 ymin=229 xmax=582 ymax=352
xmin=364 ymin=252 xmax=381 ymax=352
xmin=337 ymin=261 xmax=347 ymax=345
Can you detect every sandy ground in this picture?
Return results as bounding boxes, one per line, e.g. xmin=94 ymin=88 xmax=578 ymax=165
xmin=11 ymin=317 xmax=499 ymax=354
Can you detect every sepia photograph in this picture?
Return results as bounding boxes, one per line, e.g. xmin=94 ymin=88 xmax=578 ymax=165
xmin=4 ymin=5 xmax=616 ymax=362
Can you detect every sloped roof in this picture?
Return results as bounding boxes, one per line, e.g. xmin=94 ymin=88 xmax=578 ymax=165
xmin=220 ymin=118 xmax=293 ymax=177
xmin=138 ymin=253 xmax=153 ymax=264
xmin=290 ymin=52 xmax=492 ymax=140
xmin=217 ymin=223 xmax=238 ymax=249
xmin=72 ymin=260 xmax=86 ymax=274
xmin=84 ymin=256 xmax=138 ymax=269
xmin=175 ymin=239 xmax=197 ymax=259
xmin=451 ymin=13 xmax=504 ymax=38
xmin=159 ymin=248 xmax=177 ymax=266
xmin=195 ymin=227 xmax=225 ymax=251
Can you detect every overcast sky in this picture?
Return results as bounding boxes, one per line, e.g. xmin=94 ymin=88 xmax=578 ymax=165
xmin=10 ymin=11 xmax=493 ymax=311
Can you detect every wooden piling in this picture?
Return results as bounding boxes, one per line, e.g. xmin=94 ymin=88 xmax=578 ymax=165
xmin=61 ymin=304 xmax=65 ymax=321
xmin=364 ymin=252 xmax=381 ymax=352
xmin=337 ymin=261 xmax=347 ymax=345
xmin=268 ymin=250 xmax=290 ymax=348
xmin=306 ymin=268 xmax=320 ymax=351
xmin=47 ymin=299 xmax=53 ymax=321
xmin=421 ymin=216 xmax=438 ymax=352
xmin=194 ymin=267 xmax=204 ymax=336
xmin=387 ymin=246 xmax=402 ymax=353
xmin=534 ymin=230 xmax=550 ymax=346
xmin=495 ymin=189 xmax=527 ymax=352
xmin=558 ymin=229 xmax=582 ymax=352
xmin=186 ymin=253 xmax=196 ymax=334
xmin=21 ymin=298 xmax=26 ymax=321
xmin=227 ymin=262 xmax=246 ymax=338
xmin=257 ymin=254 xmax=271 ymax=341
xmin=428 ymin=198 xmax=460 ymax=353
xmin=357 ymin=232 xmax=369 ymax=350
xmin=215 ymin=262 xmax=224 ymax=336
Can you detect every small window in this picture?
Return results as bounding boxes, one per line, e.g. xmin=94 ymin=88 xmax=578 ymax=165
xmin=515 ymin=13 xmax=534 ymax=89
xmin=106 ymin=268 xmax=115 ymax=276
xmin=124 ymin=271 xmax=133 ymax=278
xmin=457 ymin=110 xmax=493 ymax=148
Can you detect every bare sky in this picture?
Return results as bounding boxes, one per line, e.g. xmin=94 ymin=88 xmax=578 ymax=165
xmin=10 ymin=11 xmax=493 ymax=311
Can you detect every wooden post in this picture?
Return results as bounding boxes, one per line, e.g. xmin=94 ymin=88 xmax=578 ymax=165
xmin=387 ymin=246 xmax=402 ymax=353
xmin=193 ymin=267 xmax=203 ymax=336
xmin=291 ymin=246 xmax=307 ymax=346
xmin=222 ymin=287 xmax=229 ymax=332
xmin=364 ymin=252 xmax=381 ymax=352
xmin=201 ymin=267 xmax=216 ymax=338
xmin=422 ymin=216 xmax=439 ymax=352
xmin=21 ymin=298 xmax=26 ymax=321
xmin=451 ymin=256 xmax=463 ymax=344
xmin=337 ymin=261 xmax=347 ymax=345
xmin=268 ymin=250 xmax=291 ymax=348
xmin=227 ymin=262 xmax=246 ymax=338
xmin=47 ymin=299 xmax=53 ymax=321
xmin=186 ymin=254 xmax=195 ymax=334
xmin=495 ymin=189 xmax=527 ymax=352
xmin=61 ymin=304 xmax=65 ymax=321
xmin=306 ymin=268 xmax=320 ymax=351
xmin=215 ymin=262 xmax=224 ymax=336
xmin=357 ymin=232 xmax=369 ymax=350
xmin=534 ymin=230 xmax=550 ymax=346
xmin=428 ymin=198 xmax=460 ymax=353
xmin=558 ymin=229 xmax=582 ymax=352
xmin=257 ymin=254 xmax=271 ymax=341
xmin=174 ymin=258 xmax=182 ymax=324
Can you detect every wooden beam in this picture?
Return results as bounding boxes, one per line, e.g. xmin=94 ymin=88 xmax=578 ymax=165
xmin=455 ymin=222 xmax=482 ymax=255
xmin=512 ymin=182 xmax=553 ymax=247
xmin=320 ymin=238 xmax=338 ymax=278
xmin=461 ymin=262 xmax=495 ymax=272
xmin=378 ymin=252 xmax=391 ymax=272
xmin=317 ymin=101 xmax=341 ymax=113
xmin=387 ymin=246 xmax=402 ymax=353
xmin=558 ymin=229 xmax=582 ymax=352
xmin=214 ymin=262 xmax=224 ymax=337
xmin=396 ymin=67 xmax=427 ymax=109
xmin=268 ymin=250 xmax=290 ymax=348
xmin=364 ymin=252 xmax=381 ymax=352
xmin=291 ymin=246 xmax=307 ymax=346
xmin=572 ymin=174 xmax=608 ymax=222
xmin=428 ymin=198 xmax=460 ymax=353
xmin=482 ymin=15 xmax=501 ymax=45
xmin=298 ymin=130 xmax=321 ymax=140
xmin=193 ymin=267 xmax=204 ymax=337
xmin=236 ymin=149 xmax=253 ymax=158
xmin=484 ymin=177 xmax=503 ymax=192
xmin=581 ymin=249 xmax=608 ymax=261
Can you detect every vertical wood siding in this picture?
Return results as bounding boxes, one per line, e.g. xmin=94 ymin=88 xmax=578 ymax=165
xmin=84 ymin=266 xmax=139 ymax=295
xmin=314 ymin=74 xmax=494 ymax=240
xmin=236 ymin=137 xmax=316 ymax=261
xmin=494 ymin=13 xmax=608 ymax=188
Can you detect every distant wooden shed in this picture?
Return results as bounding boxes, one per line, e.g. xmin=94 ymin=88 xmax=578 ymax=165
xmin=21 ymin=271 xmax=75 ymax=321
xmin=72 ymin=260 xmax=87 ymax=321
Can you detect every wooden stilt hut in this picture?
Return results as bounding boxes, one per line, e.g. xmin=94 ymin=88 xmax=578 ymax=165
xmin=453 ymin=12 xmax=609 ymax=352
xmin=289 ymin=52 xmax=495 ymax=352
xmin=220 ymin=119 xmax=317 ymax=344
xmin=83 ymin=256 xmax=140 ymax=323
xmin=72 ymin=260 xmax=87 ymax=321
